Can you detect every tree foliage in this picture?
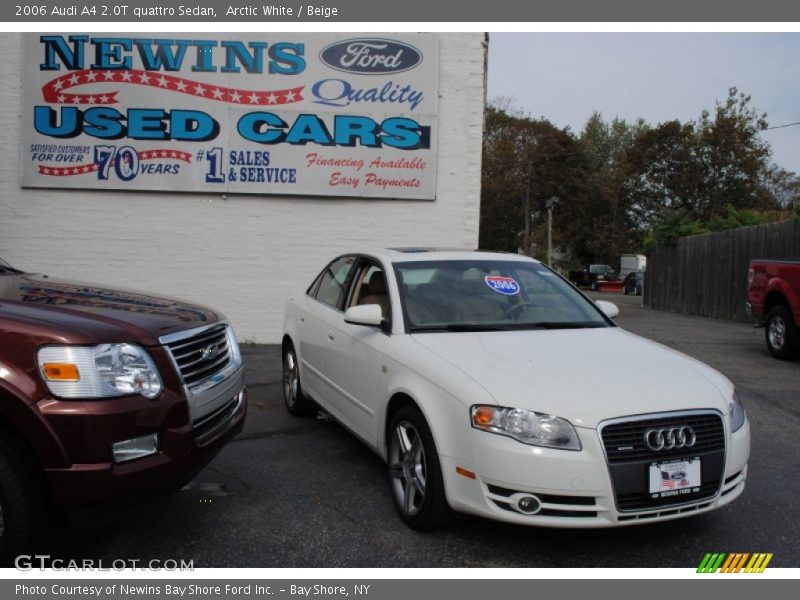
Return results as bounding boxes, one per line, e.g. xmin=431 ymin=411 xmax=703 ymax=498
xmin=479 ymin=88 xmax=799 ymax=265
xmin=643 ymin=206 xmax=776 ymax=250
xmin=480 ymin=104 xmax=583 ymax=255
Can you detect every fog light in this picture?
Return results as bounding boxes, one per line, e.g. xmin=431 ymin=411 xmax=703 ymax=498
xmin=112 ymin=433 xmax=159 ymax=463
xmin=516 ymin=495 xmax=541 ymax=514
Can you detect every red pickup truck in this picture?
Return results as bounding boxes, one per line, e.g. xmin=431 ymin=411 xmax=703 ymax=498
xmin=747 ymin=259 xmax=800 ymax=359
xmin=0 ymin=257 xmax=247 ymax=559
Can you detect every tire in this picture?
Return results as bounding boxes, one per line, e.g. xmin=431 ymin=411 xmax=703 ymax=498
xmin=0 ymin=428 xmax=45 ymax=564
xmin=623 ymin=285 xmax=629 ymax=295
xmin=387 ymin=405 xmax=454 ymax=531
xmin=765 ymin=305 xmax=800 ymax=360
xmin=282 ymin=342 xmax=315 ymax=416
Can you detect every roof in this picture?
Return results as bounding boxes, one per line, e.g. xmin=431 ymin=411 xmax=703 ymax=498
xmin=355 ymin=247 xmax=542 ymax=264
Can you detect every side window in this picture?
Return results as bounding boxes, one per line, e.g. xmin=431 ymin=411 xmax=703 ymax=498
xmin=311 ymin=256 xmax=356 ymax=309
xmin=348 ymin=261 xmax=390 ymax=320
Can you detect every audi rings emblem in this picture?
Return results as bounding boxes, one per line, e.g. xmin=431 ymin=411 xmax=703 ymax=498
xmin=644 ymin=426 xmax=696 ymax=451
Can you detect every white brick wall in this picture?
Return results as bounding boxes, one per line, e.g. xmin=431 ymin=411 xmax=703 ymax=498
xmin=0 ymin=33 xmax=485 ymax=342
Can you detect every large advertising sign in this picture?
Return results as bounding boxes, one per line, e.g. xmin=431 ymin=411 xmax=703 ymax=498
xmin=20 ymin=33 xmax=438 ymax=199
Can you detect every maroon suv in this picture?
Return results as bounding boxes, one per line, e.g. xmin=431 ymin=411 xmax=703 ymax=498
xmin=0 ymin=257 xmax=247 ymax=558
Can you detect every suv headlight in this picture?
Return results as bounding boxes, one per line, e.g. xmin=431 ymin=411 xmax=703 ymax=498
xmin=38 ymin=344 xmax=163 ymax=399
xmin=729 ymin=391 xmax=746 ymax=432
xmin=471 ymin=405 xmax=582 ymax=450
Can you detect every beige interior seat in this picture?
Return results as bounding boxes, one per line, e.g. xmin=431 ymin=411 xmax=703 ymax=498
xmin=358 ymin=271 xmax=389 ymax=317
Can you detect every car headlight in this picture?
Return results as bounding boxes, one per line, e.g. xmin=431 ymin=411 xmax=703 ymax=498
xmin=471 ymin=405 xmax=582 ymax=450
xmin=729 ymin=390 xmax=746 ymax=432
xmin=38 ymin=344 xmax=163 ymax=400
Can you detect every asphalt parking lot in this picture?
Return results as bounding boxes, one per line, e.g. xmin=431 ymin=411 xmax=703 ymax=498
xmin=46 ymin=293 xmax=800 ymax=568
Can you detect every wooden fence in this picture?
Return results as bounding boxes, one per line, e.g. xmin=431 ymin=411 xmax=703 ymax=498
xmin=644 ymin=219 xmax=800 ymax=322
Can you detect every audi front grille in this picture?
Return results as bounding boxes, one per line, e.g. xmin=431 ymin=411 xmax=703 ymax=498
xmin=599 ymin=411 xmax=726 ymax=512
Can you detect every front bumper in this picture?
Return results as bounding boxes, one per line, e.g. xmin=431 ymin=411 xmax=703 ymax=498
xmin=440 ymin=417 xmax=749 ymax=527
xmin=40 ymin=385 xmax=247 ymax=505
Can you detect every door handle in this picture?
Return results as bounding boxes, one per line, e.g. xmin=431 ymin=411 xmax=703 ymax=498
xmin=327 ymin=331 xmax=335 ymax=341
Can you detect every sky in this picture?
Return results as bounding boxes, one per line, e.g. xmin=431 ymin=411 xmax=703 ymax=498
xmin=487 ymin=33 xmax=800 ymax=176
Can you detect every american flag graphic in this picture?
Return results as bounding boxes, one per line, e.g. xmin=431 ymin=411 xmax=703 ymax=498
xmin=660 ymin=471 xmax=675 ymax=489
xmin=41 ymin=69 xmax=304 ymax=107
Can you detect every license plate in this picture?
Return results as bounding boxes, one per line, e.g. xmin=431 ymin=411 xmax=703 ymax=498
xmin=648 ymin=458 xmax=701 ymax=498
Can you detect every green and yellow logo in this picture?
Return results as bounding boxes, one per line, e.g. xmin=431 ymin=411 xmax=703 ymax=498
xmin=697 ymin=553 xmax=773 ymax=573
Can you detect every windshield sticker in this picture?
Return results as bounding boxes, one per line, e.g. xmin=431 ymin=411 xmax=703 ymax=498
xmin=484 ymin=275 xmax=520 ymax=295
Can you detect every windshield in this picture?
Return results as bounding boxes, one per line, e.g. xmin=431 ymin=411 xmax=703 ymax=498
xmin=394 ymin=260 xmax=611 ymax=332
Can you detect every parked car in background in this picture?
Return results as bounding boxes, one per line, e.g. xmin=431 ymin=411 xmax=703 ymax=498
xmin=0 ymin=256 xmax=246 ymax=559
xmin=282 ymin=248 xmax=749 ymax=531
xmin=623 ymin=271 xmax=644 ymax=296
xmin=568 ymin=264 xmax=618 ymax=289
xmin=747 ymin=259 xmax=800 ymax=359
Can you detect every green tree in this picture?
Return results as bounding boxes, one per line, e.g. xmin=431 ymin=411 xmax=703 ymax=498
xmin=575 ymin=113 xmax=647 ymax=263
xmin=481 ymin=90 xmax=800 ymax=263
xmin=628 ymin=87 xmax=787 ymax=228
xmin=480 ymin=104 xmax=583 ymax=256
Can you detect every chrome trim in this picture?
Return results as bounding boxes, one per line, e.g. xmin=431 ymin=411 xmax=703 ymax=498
xmin=167 ymin=328 xmax=226 ymax=353
xmin=596 ymin=409 xmax=727 ymax=515
xmin=178 ymin=345 xmax=228 ymax=370
xmin=194 ymin=388 xmax=245 ymax=447
xmin=643 ymin=426 xmax=696 ymax=451
xmin=159 ymin=322 xmax=227 ymax=345
xmin=160 ymin=321 xmax=239 ymax=390
xmin=159 ymin=321 xmax=244 ymax=421
xmin=181 ymin=351 xmax=231 ymax=381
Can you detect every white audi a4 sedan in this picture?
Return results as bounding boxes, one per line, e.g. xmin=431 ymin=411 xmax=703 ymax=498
xmin=281 ymin=248 xmax=749 ymax=530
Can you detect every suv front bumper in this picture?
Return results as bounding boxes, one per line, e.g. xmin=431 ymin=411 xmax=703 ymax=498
xmin=39 ymin=383 xmax=247 ymax=505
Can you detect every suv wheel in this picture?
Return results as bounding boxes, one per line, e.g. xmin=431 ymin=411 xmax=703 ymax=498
xmin=0 ymin=429 xmax=44 ymax=563
xmin=765 ymin=305 xmax=799 ymax=360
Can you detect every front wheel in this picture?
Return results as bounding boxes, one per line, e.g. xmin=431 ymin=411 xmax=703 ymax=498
xmin=282 ymin=342 xmax=316 ymax=416
xmin=0 ymin=430 xmax=44 ymax=563
xmin=387 ymin=406 xmax=453 ymax=531
xmin=765 ymin=305 xmax=799 ymax=360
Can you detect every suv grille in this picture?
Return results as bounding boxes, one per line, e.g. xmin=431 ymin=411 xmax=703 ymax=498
xmin=165 ymin=324 xmax=231 ymax=387
xmin=601 ymin=412 xmax=725 ymax=464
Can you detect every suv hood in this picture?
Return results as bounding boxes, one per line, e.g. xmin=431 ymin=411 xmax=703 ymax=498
xmin=410 ymin=327 xmax=732 ymax=429
xmin=0 ymin=273 xmax=220 ymax=345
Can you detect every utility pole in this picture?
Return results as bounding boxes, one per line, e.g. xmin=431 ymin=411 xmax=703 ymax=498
xmin=545 ymin=196 xmax=559 ymax=266
xmin=522 ymin=187 xmax=530 ymax=255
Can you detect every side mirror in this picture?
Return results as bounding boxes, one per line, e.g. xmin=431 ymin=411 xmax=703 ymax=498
xmin=344 ymin=304 xmax=384 ymax=327
xmin=596 ymin=300 xmax=620 ymax=319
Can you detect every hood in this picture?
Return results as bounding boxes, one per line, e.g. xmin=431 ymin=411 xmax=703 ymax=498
xmin=0 ymin=273 xmax=220 ymax=345
xmin=410 ymin=327 xmax=732 ymax=429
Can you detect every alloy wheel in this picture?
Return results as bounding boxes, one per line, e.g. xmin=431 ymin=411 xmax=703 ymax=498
xmin=389 ymin=421 xmax=427 ymax=516
xmin=283 ymin=350 xmax=299 ymax=407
